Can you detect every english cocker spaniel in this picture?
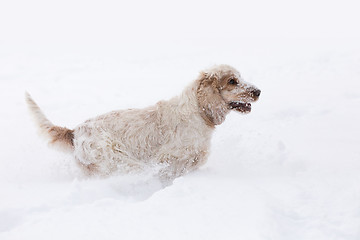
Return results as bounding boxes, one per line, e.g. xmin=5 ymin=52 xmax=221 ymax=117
xmin=26 ymin=65 xmax=261 ymax=179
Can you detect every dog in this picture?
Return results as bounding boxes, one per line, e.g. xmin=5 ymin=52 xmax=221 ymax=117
xmin=26 ymin=65 xmax=260 ymax=180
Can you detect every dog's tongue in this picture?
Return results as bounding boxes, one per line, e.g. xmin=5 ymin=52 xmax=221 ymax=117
xmin=229 ymin=102 xmax=251 ymax=109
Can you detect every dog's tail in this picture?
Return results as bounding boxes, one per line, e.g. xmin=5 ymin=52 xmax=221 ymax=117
xmin=25 ymin=92 xmax=74 ymax=152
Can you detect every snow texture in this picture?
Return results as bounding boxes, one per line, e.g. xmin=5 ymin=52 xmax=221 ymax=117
xmin=1 ymin=0 xmax=360 ymax=239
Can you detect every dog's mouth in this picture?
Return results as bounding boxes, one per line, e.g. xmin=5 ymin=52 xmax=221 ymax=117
xmin=228 ymin=101 xmax=252 ymax=113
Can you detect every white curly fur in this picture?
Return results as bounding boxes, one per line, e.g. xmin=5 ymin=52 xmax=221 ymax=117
xmin=26 ymin=65 xmax=260 ymax=180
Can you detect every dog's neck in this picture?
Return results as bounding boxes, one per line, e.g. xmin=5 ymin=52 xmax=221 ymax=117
xmin=178 ymin=82 xmax=216 ymax=128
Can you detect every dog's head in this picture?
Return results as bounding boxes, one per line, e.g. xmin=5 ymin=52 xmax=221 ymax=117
xmin=196 ymin=65 xmax=261 ymax=126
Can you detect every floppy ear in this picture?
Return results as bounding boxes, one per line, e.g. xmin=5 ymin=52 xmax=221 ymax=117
xmin=196 ymin=72 xmax=229 ymax=125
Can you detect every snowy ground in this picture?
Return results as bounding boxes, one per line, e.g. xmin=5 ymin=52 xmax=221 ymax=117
xmin=1 ymin=1 xmax=360 ymax=239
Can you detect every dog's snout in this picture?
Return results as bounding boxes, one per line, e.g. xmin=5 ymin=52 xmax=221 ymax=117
xmin=252 ymin=89 xmax=261 ymax=97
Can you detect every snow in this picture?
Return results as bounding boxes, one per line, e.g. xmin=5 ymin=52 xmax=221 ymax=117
xmin=1 ymin=0 xmax=360 ymax=239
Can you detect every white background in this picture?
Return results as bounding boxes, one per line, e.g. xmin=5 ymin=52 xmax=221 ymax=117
xmin=0 ymin=0 xmax=360 ymax=239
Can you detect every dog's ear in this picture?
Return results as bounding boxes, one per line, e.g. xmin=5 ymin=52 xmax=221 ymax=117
xmin=196 ymin=72 xmax=229 ymax=126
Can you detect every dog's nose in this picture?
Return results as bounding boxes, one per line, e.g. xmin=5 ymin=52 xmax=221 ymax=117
xmin=253 ymin=89 xmax=261 ymax=97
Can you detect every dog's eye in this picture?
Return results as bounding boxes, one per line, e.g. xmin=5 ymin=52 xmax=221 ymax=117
xmin=228 ymin=78 xmax=237 ymax=85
